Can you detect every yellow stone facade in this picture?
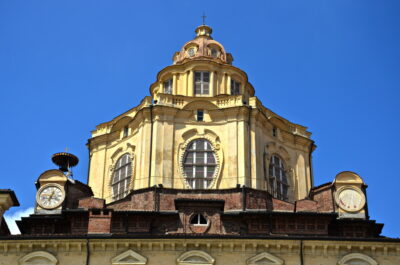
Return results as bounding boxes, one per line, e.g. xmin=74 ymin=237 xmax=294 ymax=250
xmin=88 ymin=25 xmax=313 ymax=203
xmin=0 ymin=239 xmax=399 ymax=265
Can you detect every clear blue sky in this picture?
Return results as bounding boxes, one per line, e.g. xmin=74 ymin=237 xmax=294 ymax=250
xmin=1 ymin=1 xmax=399 ymax=236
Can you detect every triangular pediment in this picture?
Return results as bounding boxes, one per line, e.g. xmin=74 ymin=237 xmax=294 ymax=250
xmin=111 ymin=250 xmax=147 ymax=265
xmin=247 ymin=252 xmax=284 ymax=265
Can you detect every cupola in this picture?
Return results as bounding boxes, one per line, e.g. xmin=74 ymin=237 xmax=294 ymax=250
xmin=173 ymin=25 xmax=233 ymax=65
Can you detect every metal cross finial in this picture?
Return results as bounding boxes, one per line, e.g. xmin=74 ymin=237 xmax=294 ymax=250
xmin=65 ymin=147 xmax=69 ymax=152
xmin=201 ymin=12 xmax=206 ymax=25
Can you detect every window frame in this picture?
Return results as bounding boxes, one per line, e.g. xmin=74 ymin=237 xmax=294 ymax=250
xmin=230 ymin=79 xmax=241 ymax=95
xmin=111 ymin=153 xmax=132 ymax=201
xmin=197 ymin=110 xmax=204 ymax=122
xmin=163 ymin=79 xmax=173 ymax=94
xmin=194 ymin=71 xmax=210 ymax=95
xmin=183 ymin=139 xmax=217 ymax=189
xmin=268 ymin=155 xmax=289 ymax=201
xmin=190 ymin=213 xmax=208 ymax=226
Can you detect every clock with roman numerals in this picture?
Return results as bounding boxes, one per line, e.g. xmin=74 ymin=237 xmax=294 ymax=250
xmin=36 ymin=183 xmax=66 ymax=210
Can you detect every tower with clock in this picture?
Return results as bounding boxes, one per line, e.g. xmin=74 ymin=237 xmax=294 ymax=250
xmin=34 ymin=152 xmax=92 ymax=214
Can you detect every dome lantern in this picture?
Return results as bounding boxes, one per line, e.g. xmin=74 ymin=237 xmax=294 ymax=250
xmin=195 ymin=25 xmax=213 ymax=38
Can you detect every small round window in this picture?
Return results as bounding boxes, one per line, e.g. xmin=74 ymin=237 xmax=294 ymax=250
xmin=188 ymin=48 xmax=196 ymax=57
xmin=183 ymin=139 xmax=217 ymax=189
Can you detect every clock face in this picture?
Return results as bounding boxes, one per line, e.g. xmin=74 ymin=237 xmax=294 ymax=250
xmin=336 ymin=187 xmax=365 ymax=212
xmin=36 ymin=184 xmax=65 ymax=209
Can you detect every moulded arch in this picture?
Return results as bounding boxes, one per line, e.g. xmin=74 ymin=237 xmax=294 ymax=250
xmin=335 ymin=171 xmax=364 ymax=185
xmin=19 ymin=251 xmax=58 ymax=265
xmin=269 ymin=116 xmax=290 ymax=131
xmin=182 ymin=100 xmax=219 ymax=110
xmin=37 ymin=169 xmax=66 ymax=183
xmin=247 ymin=252 xmax=284 ymax=265
xmin=177 ymin=250 xmax=215 ymax=265
xmin=338 ymin=253 xmax=377 ymax=265
xmin=111 ymin=249 xmax=147 ymax=265
xmin=111 ymin=116 xmax=132 ymax=132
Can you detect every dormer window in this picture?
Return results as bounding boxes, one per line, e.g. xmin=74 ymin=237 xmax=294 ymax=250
xmin=197 ymin=110 xmax=204 ymax=122
xmin=231 ymin=79 xmax=241 ymax=95
xmin=123 ymin=126 xmax=129 ymax=138
xmin=164 ymin=79 xmax=172 ymax=94
xmin=194 ymin=71 xmax=209 ymax=95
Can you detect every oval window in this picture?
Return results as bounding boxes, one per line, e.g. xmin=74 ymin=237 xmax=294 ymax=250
xmin=183 ymin=139 xmax=217 ymax=189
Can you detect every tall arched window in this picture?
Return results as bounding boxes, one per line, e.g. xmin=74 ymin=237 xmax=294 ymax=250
xmin=183 ymin=139 xmax=217 ymax=189
xmin=268 ymin=155 xmax=289 ymax=201
xmin=112 ymin=153 xmax=132 ymax=200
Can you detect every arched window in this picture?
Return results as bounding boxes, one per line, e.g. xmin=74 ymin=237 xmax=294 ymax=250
xmin=183 ymin=139 xmax=217 ymax=189
xmin=112 ymin=153 xmax=132 ymax=200
xmin=268 ymin=155 xmax=289 ymax=201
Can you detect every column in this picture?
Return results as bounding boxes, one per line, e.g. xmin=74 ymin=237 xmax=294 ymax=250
xmin=172 ymin=74 xmax=177 ymax=95
xmin=210 ymin=71 xmax=215 ymax=96
xmin=227 ymin=74 xmax=232 ymax=95
xmin=221 ymin=73 xmax=226 ymax=94
xmin=188 ymin=70 xmax=194 ymax=97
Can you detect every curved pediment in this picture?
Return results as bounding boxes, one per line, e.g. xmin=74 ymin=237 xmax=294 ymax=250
xmin=177 ymin=250 xmax=215 ymax=265
xmin=335 ymin=171 xmax=364 ymax=185
xmin=19 ymin=251 xmax=58 ymax=265
xmin=338 ymin=253 xmax=377 ymax=265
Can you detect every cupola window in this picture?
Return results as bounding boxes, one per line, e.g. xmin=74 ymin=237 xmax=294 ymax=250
xmin=231 ymin=79 xmax=241 ymax=95
xmin=188 ymin=48 xmax=196 ymax=57
xmin=123 ymin=126 xmax=129 ymax=138
xmin=183 ymin=139 xmax=217 ymax=189
xmin=164 ymin=79 xmax=172 ymax=94
xmin=197 ymin=110 xmax=204 ymax=122
xmin=211 ymin=48 xmax=218 ymax=58
xmin=268 ymin=155 xmax=289 ymax=201
xmin=112 ymin=153 xmax=132 ymax=200
xmin=194 ymin=71 xmax=210 ymax=95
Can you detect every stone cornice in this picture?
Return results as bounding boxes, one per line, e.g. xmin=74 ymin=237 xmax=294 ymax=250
xmin=0 ymin=238 xmax=399 ymax=256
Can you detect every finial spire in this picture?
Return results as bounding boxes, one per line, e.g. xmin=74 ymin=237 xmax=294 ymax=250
xmin=201 ymin=12 xmax=207 ymax=25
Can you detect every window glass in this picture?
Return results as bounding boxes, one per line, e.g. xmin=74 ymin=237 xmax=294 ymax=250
xmin=211 ymin=48 xmax=218 ymax=58
xmin=197 ymin=110 xmax=204 ymax=121
xmin=164 ymin=79 xmax=172 ymax=94
xmin=183 ymin=139 xmax=217 ymax=189
xmin=190 ymin=214 xmax=208 ymax=225
xmin=194 ymin=72 xmax=210 ymax=95
xmin=230 ymin=79 xmax=241 ymax=95
xmin=112 ymin=153 xmax=132 ymax=200
xmin=268 ymin=155 xmax=289 ymax=201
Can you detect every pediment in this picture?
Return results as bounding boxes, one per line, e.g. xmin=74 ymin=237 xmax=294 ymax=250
xmin=19 ymin=251 xmax=58 ymax=265
xmin=177 ymin=250 xmax=215 ymax=265
xmin=338 ymin=253 xmax=377 ymax=265
xmin=247 ymin=252 xmax=284 ymax=265
xmin=111 ymin=250 xmax=147 ymax=265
